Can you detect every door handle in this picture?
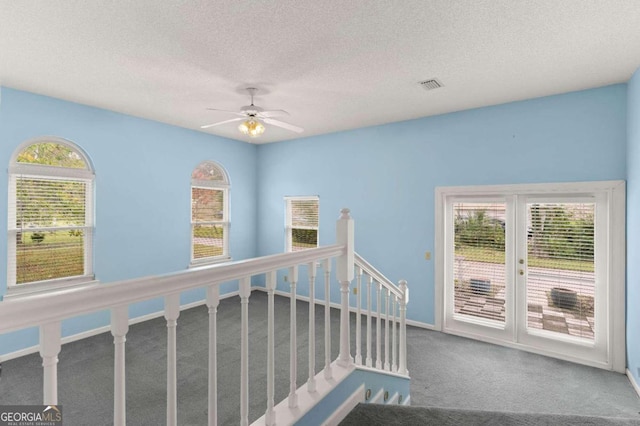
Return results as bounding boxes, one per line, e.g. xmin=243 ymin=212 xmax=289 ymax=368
xmin=519 ymin=270 xmax=524 ymax=276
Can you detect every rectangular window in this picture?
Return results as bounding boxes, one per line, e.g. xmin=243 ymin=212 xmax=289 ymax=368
xmin=285 ymin=196 xmax=319 ymax=252
xmin=9 ymin=175 xmax=93 ymax=285
xmin=191 ymin=186 xmax=229 ymax=261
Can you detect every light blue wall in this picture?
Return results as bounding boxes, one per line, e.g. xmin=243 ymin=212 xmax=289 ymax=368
xmin=0 ymin=83 xmax=633 ymax=364
xmin=626 ymin=69 xmax=640 ymax=383
xmin=256 ymin=85 xmax=628 ymax=325
xmin=0 ymin=87 xmax=258 ymax=354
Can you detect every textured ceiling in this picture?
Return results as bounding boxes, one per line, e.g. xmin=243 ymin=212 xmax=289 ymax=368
xmin=1 ymin=1 xmax=640 ymax=144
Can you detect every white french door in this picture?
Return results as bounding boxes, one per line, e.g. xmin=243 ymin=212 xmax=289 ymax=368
xmin=437 ymin=181 xmax=625 ymax=371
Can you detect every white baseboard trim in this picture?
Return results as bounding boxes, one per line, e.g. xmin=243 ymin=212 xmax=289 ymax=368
xmin=0 ymin=290 xmax=239 ymax=363
xmin=626 ymin=369 xmax=640 ymax=398
xmin=370 ymin=388 xmax=385 ymax=404
xmin=0 ymin=344 xmax=39 ymax=363
xmin=406 ymin=319 xmax=436 ymax=330
xmin=321 ymin=384 xmax=365 ymax=426
xmin=402 ymin=394 xmax=411 ymax=406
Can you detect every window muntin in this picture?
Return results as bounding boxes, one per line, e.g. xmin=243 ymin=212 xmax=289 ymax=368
xmin=8 ymin=140 xmax=95 ymax=290
xmin=285 ymin=196 xmax=319 ymax=252
xmin=191 ymin=161 xmax=230 ymax=264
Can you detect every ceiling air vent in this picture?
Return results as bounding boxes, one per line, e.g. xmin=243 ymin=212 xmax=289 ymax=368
xmin=418 ymin=79 xmax=443 ymax=91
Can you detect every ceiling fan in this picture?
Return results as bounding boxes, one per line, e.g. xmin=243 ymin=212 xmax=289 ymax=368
xmin=201 ymin=88 xmax=304 ymax=138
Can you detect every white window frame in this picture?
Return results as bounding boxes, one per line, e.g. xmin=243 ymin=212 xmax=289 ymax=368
xmin=190 ymin=161 xmax=231 ymax=266
xmin=6 ymin=137 xmax=97 ymax=298
xmin=285 ymin=196 xmax=319 ymax=252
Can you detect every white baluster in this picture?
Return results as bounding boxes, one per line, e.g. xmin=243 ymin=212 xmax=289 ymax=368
xmin=239 ymin=277 xmax=251 ymax=426
xmin=337 ymin=279 xmax=353 ymax=367
xmin=392 ymin=294 xmax=398 ymax=373
xmin=206 ymin=285 xmax=220 ymax=426
xmin=398 ymin=280 xmax=409 ymax=376
xmin=375 ymin=281 xmax=382 ymax=370
xmin=39 ymin=322 xmax=61 ymax=405
xmin=384 ymin=288 xmax=390 ymax=371
xmin=111 ymin=306 xmax=129 ymax=426
xmin=265 ymin=271 xmax=277 ymax=426
xmin=336 ymin=208 xmax=354 ymax=367
xmin=308 ymin=262 xmax=317 ymax=392
xmin=165 ymin=293 xmax=180 ymax=426
xmin=366 ymin=275 xmax=373 ymax=368
xmin=355 ymin=266 xmax=362 ymax=366
xmin=289 ymin=265 xmax=299 ymax=408
xmin=323 ymin=259 xmax=333 ymax=380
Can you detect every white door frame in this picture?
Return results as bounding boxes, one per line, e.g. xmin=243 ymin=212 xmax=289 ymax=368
xmin=434 ymin=180 xmax=626 ymax=372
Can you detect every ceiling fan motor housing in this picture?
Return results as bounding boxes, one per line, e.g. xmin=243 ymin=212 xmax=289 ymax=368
xmin=241 ymin=104 xmax=263 ymax=116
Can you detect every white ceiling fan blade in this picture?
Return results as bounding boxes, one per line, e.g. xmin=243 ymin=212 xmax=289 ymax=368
xmin=206 ymin=108 xmax=247 ymax=117
xmin=263 ymin=118 xmax=304 ymax=133
xmin=258 ymin=109 xmax=290 ymax=118
xmin=200 ymin=117 xmax=244 ymax=129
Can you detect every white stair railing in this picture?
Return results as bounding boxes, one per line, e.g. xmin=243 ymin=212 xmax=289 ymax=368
xmin=0 ymin=209 xmax=409 ymax=425
xmin=354 ymin=253 xmax=409 ymax=376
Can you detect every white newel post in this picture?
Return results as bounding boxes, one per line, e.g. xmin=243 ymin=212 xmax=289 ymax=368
xmin=322 ymin=258 xmax=333 ymax=379
xmin=288 ymin=265 xmax=299 ymax=408
xmin=165 ymin=293 xmax=181 ymax=426
xmin=206 ymin=285 xmax=220 ymax=426
xmin=265 ymin=271 xmax=277 ymax=426
xmin=39 ymin=322 xmax=61 ymax=405
xmin=336 ymin=208 xmax=354 ymax=367
xmin=355 ymin=266 xmax=362 ymax=366
xmin=398 ymin=280 xmax=409 ymax=376
xmin=239 ymin=277 xmax=251 ymax=426
xmin=111 ymin=305 xmax=129 ymax=426
xmin=307 ymin=262 xmax=317 ymax=392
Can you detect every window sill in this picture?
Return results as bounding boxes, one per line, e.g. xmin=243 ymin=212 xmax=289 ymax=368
xmin=188 ymin=256 xmax=233 ymax=269
xmin=3 ymin=276 xmax=99 ymax=301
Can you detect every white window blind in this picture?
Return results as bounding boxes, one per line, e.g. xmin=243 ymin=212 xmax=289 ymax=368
xmin=8 ymin=140 xmax=94 ymax=288
xmin=452 ymin=202 xmax=506 ymax=323
xmin=191 ymin=161 xmax=230 ymax=263
xmin=526 ymin=202 xmax=595 ymax=340
xmin=286 ymin=197 xmax=319 ymax=252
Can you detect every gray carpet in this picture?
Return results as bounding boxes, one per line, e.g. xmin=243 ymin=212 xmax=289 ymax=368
xmin=0 ymin=292 xmax=345 ymax=425
xmin=0 ymin=291 xmax=639 ymax=425
xmin=340 ymin=404 xmax=640 ymax=425
xmin=405 ymin=325 xmax=640 ymax=419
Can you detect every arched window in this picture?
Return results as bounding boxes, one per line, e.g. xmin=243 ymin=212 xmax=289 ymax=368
xmin=7 ymin=138 xmax=95 ymax=294
xmin=191 ymin=161 xmax=230 ymax=264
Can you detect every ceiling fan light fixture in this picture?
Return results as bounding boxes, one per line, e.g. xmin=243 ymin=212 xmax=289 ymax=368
xmin=238 ymin=118 xmax=265 ymax=138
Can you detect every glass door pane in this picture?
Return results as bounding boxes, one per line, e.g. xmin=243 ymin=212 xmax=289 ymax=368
xmin=453 ymin=202 xmax=507 ymax=323
xmin=525 ymin=202 xmax=595 ymax=341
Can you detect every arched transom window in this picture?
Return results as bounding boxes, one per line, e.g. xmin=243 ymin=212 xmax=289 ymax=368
xmin=7 ymin=138 xmax=95 ymax=293
xmin=191 ymin=161 xmax=230 ymax=264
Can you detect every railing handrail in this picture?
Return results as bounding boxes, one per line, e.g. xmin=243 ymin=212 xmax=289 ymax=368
xmin=0 ymin=209 xmax=410 ymax=424
xmin=354 ymin=252 xmax=403 ymax=299
xmin=0 ymin=244 xmax=345 ymax=335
